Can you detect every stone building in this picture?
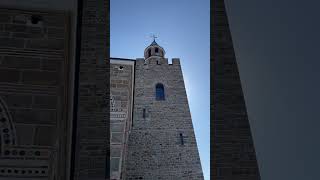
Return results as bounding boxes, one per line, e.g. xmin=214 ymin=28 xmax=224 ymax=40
xmin=0 ymin=0 xmax=204 ymax=179
xmin=110 ymin=40 xmax=204 ymax=180
xmin=0 ymin=0 xmax=262 ymax=179
xmin=0 ymin=0 xmax=109 ymax=179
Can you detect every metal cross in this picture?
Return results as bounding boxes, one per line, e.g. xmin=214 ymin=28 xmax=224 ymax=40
xmin=150 ymin=34 xmax=158 ymax=41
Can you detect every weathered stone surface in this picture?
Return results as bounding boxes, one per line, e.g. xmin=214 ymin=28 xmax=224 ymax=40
xmin=0 ymin=37 xmax=25 ymax=48
xmin=1 ymin=56 xmax=41 ymax=69
xmin=0 ymin=8 xmax=70 ymax=180
xmin=11 ymin=109 xmax=57 ymax=124
xmin=21 ymin=70 xmax=59 ymax=85
xmin=0 ymin=69 xmax=20 ymax=83
xmin=25 ymin=39 xmax=65 ymax=50
xmin=124 ymin=43 xmax=204 ymax=179
xmin=110 ymin=59 xmax=135 ymax=180
xmin=72 ymin=0 xmax=109 ymax=179
xmin=15 ymin=124 xmax=34 ymax=145
xmin=34 ymin=126 xmax=56 ymax=146
xmin=0 ymin=94 xmax=32 ymax=108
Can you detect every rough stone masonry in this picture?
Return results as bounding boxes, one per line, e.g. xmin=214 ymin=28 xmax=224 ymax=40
xmin=110 ymin=40 xmax=204 ymax=180
xmin=0 ymin=0 xmax=109 ymax=179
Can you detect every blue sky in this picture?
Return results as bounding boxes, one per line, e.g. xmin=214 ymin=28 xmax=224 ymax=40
xmin=111 ymin=0 xmax=210 ymax=179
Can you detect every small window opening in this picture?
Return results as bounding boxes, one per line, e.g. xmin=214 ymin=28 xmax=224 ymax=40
xmin=31 ymin=15 xmax=42 ymax=24
xmin=119 ymin=66 xmax=124 ymax=70
xmin=143 ymin=108 xmax=146 ymax=118
xmin=148 ymin=49 xmax=151 ymax=57
xmin=155 ymin=47 xmax=159 ymax=53
xmin=155 ymin=83 xmax=165 ymax=100
xmin=180 ymin=133 xmax=184 ymax=145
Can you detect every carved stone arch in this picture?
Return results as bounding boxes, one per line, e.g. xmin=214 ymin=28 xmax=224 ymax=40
xmin=0 ymin=97 xmax=17 ymax=153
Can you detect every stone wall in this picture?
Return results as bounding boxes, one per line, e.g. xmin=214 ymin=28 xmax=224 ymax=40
xmin=125 ymin=57 xmax=204 ymax=180
xmin=110 ymin=59 xmax=134 ymax=180
xmin=0 ymin=8 xmax=70 ymax=180
xmin=212 ymin=0 xmax=261 ymax=179
xmin=71 ymin=0 xmax=109 ymax=179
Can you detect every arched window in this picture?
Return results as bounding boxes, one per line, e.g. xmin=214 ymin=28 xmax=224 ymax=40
xmin=148 ymin=49 xmax=151 ymax=57
xmin=155 ymin=83 xmax=165 ymax=100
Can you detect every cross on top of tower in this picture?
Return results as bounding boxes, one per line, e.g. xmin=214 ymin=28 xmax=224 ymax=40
xmin=144 ymin=34 xmax=165 ymax=58
xmin=150 ymin=34 xmax=158 ymax=42
xmin=148 ymin=34 xmax=159 ymax=46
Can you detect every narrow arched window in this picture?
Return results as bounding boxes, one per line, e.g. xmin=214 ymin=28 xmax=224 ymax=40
xmin=155 ymin=83 xmax=165 ymax=100
xmin=148 ymin=49 xmax=151 ymax=57
xmin=179 ymin=133 xmax=184 ymax=145
xmin=155 ymin=47 xmax=159 ymax=53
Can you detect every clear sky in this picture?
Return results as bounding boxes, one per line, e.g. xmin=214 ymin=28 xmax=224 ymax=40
xmin=111 ymin=0 xmax=210 ymax=179
xmin=226 ymin=0 xmax=320 ymax=179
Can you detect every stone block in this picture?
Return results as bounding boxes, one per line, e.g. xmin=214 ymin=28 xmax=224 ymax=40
xmin=0 ymin=69 xmax=20 ymax=83
xmin=48 ymin=27 xmax=65 ymax=38
xmin=25 ymin=39 xmax=64 ymax=50
xmin=15 ymin=124 xmax=34 ymax=145
xmin=1 ymin=56 xmax=41 ymax=69
xmin=34 ymin=126 xmax=56 ymax=146
xmin=22 ymin=70 xmax=58 ymax=85
xmin=0 ymin=37 xmax=25 ymax=48
xmin=0 ymin=94 xmax=32 ymax=108
xmin=11 ymin=108 xmax=57 ymax=125
xmin=0 ymin=13 xmax=11 ymax=23
xmin=110 ymin=158 xmax=120 ymax=172
xmin=41 ymin=59 xmax=62 ymax=71
xmin=111 ymin=146 xmax=121 ymax=157
xmin=111 ymin=133 xmax=123 ymax=143
xmin=33 ymin=95 xmax=58 ymax=109
xmin=111 ymin=123 xmax=124 ymax=132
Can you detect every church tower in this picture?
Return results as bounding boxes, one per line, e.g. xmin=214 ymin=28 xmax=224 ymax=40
xmin=123 ymin=40 xmax=204 ymax=179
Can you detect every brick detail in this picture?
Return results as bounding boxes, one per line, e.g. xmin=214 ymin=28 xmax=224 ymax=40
xmin=124 ymin=56 xmax=204 ymax=180
xmin=71 ymin=0 xmax=109 ymax=179
xmin=0 ymin=8 xmax=70 ymax=180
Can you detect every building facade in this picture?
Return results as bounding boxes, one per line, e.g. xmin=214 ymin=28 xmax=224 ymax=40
xmin=0 ymin=0 xmax=109 ymax=179
xmin=110 ymin=40 xmax=204 ymax=180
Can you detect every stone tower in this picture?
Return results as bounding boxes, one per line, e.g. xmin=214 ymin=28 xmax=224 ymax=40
xmin=213 ymin=0 xmax=261 ymax=179
xmin=123 ymin=40 xmax=204 ymax=179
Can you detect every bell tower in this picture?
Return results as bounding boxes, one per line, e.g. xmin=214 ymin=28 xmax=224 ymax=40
xmin=144 ymin=39 xmax=166 ymax=59
xmin=123 ymin=40 xmax=204 ymax=179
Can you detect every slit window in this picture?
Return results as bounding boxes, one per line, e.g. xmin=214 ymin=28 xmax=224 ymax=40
xmin=179 ymin=133 xmax=184 ymax=145
xmin=143 ymin=108 xmax=146 ymax=118
xmin=155 ymin=83 xmax=165 ymax=100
